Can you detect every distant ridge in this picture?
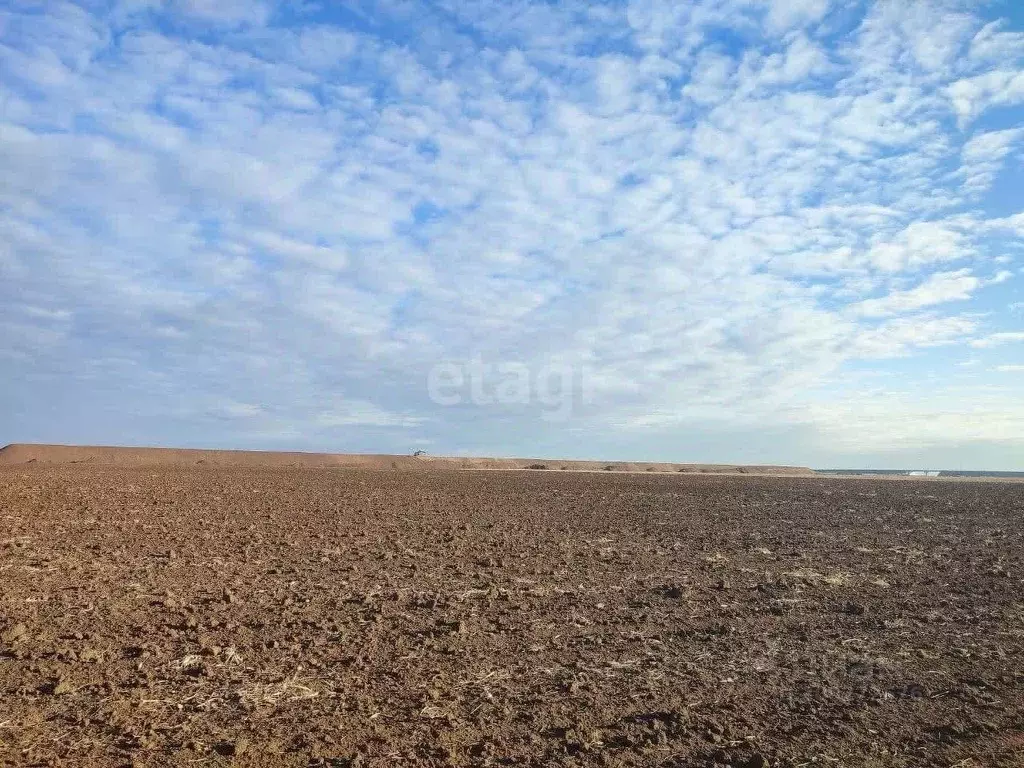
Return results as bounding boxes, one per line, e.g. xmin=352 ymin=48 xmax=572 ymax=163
xmin=0 ymin=443 xmax=813 ymax=475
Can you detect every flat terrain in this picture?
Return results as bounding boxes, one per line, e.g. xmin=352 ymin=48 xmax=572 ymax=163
xmin=0 ymin=443 xmax=813 ymax=476
xmin=1 ymin=466 xmax=1022 ymax=767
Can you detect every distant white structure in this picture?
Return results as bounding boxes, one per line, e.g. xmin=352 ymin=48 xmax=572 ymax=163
xmin=908 ymin=470 xmax=941 ymax=477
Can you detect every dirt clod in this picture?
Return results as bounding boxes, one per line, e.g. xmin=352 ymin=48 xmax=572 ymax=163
xmin=2 ymin=622 xmax=28 ymax=644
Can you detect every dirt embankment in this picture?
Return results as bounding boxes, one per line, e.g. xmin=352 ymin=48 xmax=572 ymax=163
xmin=0 ymin=443 xmax=814 ymax=475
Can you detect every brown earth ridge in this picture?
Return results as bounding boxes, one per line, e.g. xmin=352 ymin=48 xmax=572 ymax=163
xmin=0 ymin=443 xmax=813 ymax=475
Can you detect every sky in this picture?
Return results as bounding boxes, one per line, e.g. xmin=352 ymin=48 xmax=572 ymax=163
xmin=1 ymin=0 xmax=1023 ymax=470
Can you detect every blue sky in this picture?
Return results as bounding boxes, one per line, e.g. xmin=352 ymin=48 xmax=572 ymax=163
xmin=1 ymin=0 xmax=1023 ymax=469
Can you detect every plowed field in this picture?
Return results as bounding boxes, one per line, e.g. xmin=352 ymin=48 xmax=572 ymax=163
xmin=1 ymin=466 xmax=1022 ymax=767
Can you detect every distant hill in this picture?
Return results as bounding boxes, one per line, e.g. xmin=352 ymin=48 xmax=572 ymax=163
xmin=0 ymin=443 xmax=814 ymax=475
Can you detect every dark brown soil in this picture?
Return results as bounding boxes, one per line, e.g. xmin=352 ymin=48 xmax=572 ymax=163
xmin=1 ymin=466 xmax=1022 ymax=767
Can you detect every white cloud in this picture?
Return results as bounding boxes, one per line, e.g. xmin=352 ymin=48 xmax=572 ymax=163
xmin=995 ymin=365 xmax=1024 ymax=372
xmin=863 ymin=223 xmax=973 ymax=273
xmin=846 ymin=1 xmax=978 ymax=79
xmin=990 ymin=270 xmax=1014 ymax=284
xmin=850 ymin=315 xmax=978 ymax=359
xmin=851 ymin=270 xmax=980 ymax=317
xmin=272 ymin=86 xmax=320 ymax=111
xmin=747 ymin=34 xmax=831 ymax=88
xmin=212 ymin=401 xmax=265 ymax=419
xmin=682 ymin=49 xmax=736 ymax=105
xmin=765 ymin=0 xmax=829 ymax=34
xmin=172 ymin=0 xmax=272 ymax=27
xmin=802 ymin=389 xmax=1024 ymax=451
xmin=316 ymin=401 xmax=427 ymax=428
xmin=247 ymin=231 xmax=348 ymax=272
xmin=969 ymin=20 xmax=1024 ymax=65
xmin=971 ymin=332 xmax=1024 ymax=349
xmin=948 ymin=70 xmax=1024 ymax=124
xmin=960 ymin=128 xmax=1022 ymax=192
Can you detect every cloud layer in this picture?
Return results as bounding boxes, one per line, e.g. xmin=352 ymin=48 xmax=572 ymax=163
xmin=1 ymin=0 xmax=1023 ymax=468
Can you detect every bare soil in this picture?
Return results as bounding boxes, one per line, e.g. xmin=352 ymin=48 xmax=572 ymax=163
xmin=1 ymin=465 xmax=1022 ymax=767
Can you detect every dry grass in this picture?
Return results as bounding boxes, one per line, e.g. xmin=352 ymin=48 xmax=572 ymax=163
xmin=783 ymin=568 xmax=852 ymax=586
xmin=235 ymin=675 xmax=321 ymax=707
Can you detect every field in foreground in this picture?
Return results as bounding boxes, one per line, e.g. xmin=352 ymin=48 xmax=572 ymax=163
xmin=1 ymin=467 xmax=1022 ymax=767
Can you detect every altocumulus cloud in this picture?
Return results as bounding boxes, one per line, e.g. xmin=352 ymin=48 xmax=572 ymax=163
xmin=0 ymin=0 xmax=1022 ymax=468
